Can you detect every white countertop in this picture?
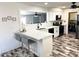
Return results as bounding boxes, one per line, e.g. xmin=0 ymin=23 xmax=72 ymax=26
xmin=16 ymin=29 xmax=53 ymax=41
xmin=45 ymin=26 xmax=59 ymax=29
xmin=15 ymin=26 xmax=59 ymax=41
xmin=40 ymin=26 xmax=59 ymax=29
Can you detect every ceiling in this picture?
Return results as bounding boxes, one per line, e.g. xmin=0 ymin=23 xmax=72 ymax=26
xmin=22 ymin=2 xmax=79 ymax=8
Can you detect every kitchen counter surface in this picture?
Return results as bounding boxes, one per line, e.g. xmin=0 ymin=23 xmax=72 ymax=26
xmin=15 ymin=29 xmax=53 ymax=41
xmin=44 ymin=26 xmax=59 ymax=29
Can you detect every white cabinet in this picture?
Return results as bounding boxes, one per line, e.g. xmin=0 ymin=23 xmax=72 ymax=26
xmin=40 ymin=26 xmax=59 ymax=38
xmin=54 ymin=26 xmax=59 ymax=37
xmin=47 ymin=11 xmax=53 ymax=21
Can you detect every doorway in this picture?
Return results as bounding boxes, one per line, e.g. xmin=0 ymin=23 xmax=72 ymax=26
xmin=68 ymin=12 xmax=77 ymax=33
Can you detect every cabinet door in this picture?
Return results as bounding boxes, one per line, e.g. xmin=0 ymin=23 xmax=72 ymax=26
xmin=26 ymin=15 xmax=33 ymax=24
xmin=42 ymin=36 xmax=52 ymax=56
xmin=54 ymin=27 xmax=59 ymax=37
xmin=47 ymin=11 xmax=53 ymax=21
xmin=33 ymin=16 xmax=39 ymax=23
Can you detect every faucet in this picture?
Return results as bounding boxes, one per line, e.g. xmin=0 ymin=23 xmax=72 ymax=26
xmin=37 ymin=23 xmax=39 ymax=29
xmin=37 ymin=15 xmax=42 ymax=29
xmin=37 ymin=22 xmax=42 ymax=29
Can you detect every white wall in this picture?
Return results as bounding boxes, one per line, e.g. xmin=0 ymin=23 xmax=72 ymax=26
xmin=0 ymin=2 xmax=46 ymax=54
xmin=0 ymin=3 xmax=21 ymax=54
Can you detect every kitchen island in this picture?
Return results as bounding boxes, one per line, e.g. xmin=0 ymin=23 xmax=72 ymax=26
xmin=15 ymin=29 xmax=53 ymax=57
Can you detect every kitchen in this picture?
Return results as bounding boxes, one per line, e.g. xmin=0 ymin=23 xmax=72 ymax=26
xmin=0 ymin=2 xmax=79 ymax=57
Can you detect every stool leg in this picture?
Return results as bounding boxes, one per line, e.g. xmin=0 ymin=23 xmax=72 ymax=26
xmin=52 ymin=35 xmax=54 ymax=56
xmin=21 ymin=41 xmax=23 ymax=49
xmin=20 ymin=37 xmax=23 ymax=49
xmin=27 ymin=40 xmax=30 ymax=55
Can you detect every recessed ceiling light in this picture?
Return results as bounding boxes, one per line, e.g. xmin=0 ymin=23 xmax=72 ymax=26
xmin=61 ymin=6 xmax=66 ymax=8
xmin=44 ymin=2 xmax=48 ymax=5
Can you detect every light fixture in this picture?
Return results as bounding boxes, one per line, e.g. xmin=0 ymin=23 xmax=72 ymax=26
xmin=34 ymin=12 xmax=38 ymax=17
xmin=61 ymin=6 xmax=66 ymax=8
xmin=44 ymin=2 xmax=48 ymax=5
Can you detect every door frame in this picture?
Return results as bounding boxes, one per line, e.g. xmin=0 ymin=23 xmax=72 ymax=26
xmin=68 ymin=12 xmax=77 ymax=33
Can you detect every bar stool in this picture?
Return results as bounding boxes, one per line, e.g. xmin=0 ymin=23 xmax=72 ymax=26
xmin=20 ymin=38 xmax=34 ymax=56
xmin=27 ymin=39 xmax=35 ymax=56
xmin=52 ymin=35 xmax=54 ymax=56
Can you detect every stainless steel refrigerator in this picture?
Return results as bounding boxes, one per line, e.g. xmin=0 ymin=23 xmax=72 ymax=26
xmin=76 ymin=15 xmax=79 ymax=39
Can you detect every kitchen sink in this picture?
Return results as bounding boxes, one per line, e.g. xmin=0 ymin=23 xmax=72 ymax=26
xmin=36 ymin=28 xmax=46 ymax=30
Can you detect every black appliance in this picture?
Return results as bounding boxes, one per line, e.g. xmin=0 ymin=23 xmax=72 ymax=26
xmin=53 ymin=21 xmax=64 ymax=36
xmin=56 ymin=15 xmax=61 ymax=20
xmin=48 ymin=28 xmax=54 ymax=37
xmin=76 ymin=15 xmax=79 ymax=39
xmin=59 ymin=25 xmax=64 ymax=36
xmin=68 ymin=20 xmax=76 ymax=32
xmin=48 ymin=28 xmax=54 ymax=33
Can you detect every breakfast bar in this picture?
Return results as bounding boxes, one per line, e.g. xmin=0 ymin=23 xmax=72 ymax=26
xmin=15 ymin=30 xmax=53 ymax=57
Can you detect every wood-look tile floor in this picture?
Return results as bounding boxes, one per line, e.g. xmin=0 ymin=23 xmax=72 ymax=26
xmin=1 ymin=47 xmax=36 ymax=57
xmin=1 ymin=33 xmax=79 ymax=57
xmin=52 ymin=33 xmax=79 ymax=57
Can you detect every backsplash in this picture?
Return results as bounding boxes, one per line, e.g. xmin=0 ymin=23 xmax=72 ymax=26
xmin=23 ymin=22 xmax=53 ymax=31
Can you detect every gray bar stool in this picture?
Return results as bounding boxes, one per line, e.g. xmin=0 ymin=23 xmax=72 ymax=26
xmin=27 ymin=39 xmax=35 ymax=56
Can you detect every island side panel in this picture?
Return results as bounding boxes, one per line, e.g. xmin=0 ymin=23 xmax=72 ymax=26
xmin=36 ymin=35 xmax=53 ymax=57
xmin=42 ymin=36 xmax=53 ymax=57
xmin=36 ymin=40 xmax=43 ymax=56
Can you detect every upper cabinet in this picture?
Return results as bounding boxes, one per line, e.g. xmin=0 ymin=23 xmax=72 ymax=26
xmin=47 ymin=8 xmax=63 ymax=22
xmin=47 ymin=11 xmax=54 ymax=21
